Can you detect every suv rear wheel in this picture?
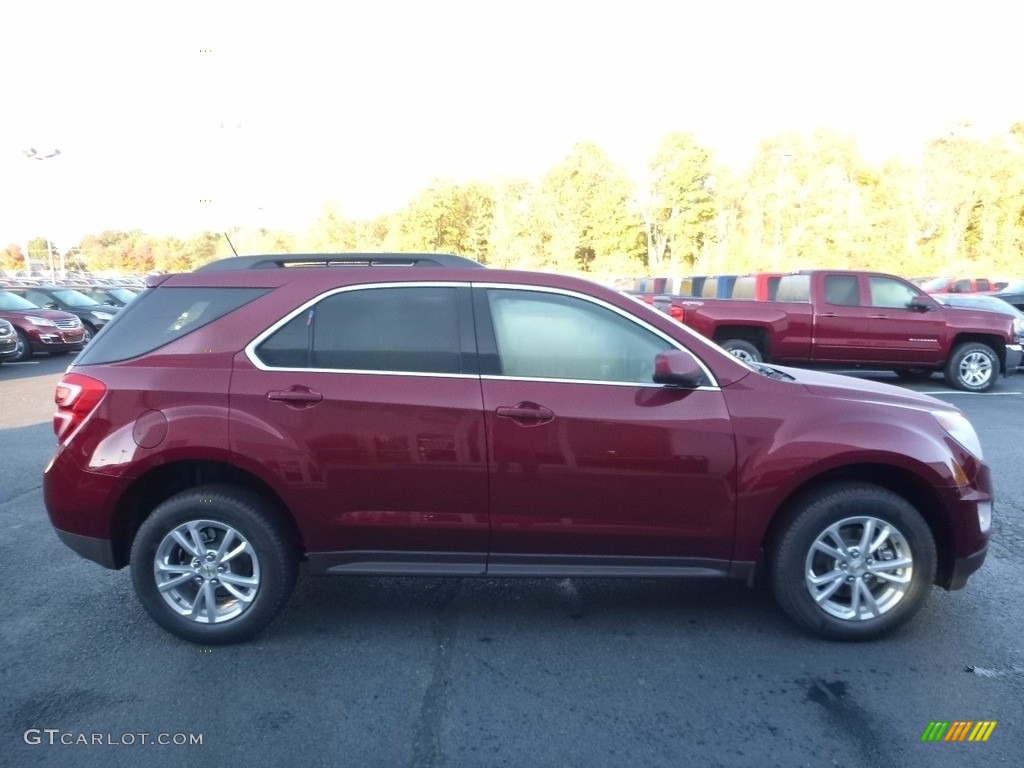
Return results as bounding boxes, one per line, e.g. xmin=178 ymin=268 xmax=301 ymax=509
xmin=769 ymin=483 xmax=936 ymax=640
xmin=130 ymin=485 xmax=297 ymax=644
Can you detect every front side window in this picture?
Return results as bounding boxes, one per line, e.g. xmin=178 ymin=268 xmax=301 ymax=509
xmin=256 ymin=286 xmax=463 ymax=374
xmin=868 ymin=277 xmax=919 ymax=309
xmin=486 ymin=289 xmax=672 ymax=383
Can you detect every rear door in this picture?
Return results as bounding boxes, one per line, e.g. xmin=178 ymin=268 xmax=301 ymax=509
xmin=231 ymin=283 xmax=489 ymax=570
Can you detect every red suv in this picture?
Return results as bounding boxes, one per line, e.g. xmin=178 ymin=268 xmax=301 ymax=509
xmin=44 ymin=254 xmax=993 ymax=644
xmin=0 ymin=289 xmax=86 ymax=360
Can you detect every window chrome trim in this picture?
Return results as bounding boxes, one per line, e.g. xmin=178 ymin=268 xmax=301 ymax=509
xmin=244 ymin=281 xmax=470 ymax=374
xmin=473 ymin=282 xmax=720 ymax=389
xmin=244 ymin=279 xmax=721 ymax=389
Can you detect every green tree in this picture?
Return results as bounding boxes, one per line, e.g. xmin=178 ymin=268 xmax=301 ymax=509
xmin=645 ymin=132 xmax=717 ymax=271
xmin=540 ymin=142 xmax=644 ymax=273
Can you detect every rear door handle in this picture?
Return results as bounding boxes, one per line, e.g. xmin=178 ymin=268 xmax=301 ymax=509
xmin=267 ymin=386 xmax=323 ymax=407
xmin=820 ymin=312 xmax=838 ymax=318
xmin=495 ymin=402 xmax=554 ymax=426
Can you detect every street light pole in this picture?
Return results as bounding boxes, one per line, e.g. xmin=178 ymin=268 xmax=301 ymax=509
xmin=22 ymin=147 xmax=62 ymax=281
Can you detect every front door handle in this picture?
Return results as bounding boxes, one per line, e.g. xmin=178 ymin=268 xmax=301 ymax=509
xmin=495 ymin=401 xmax=554 ymax=426
xmin=267 ymin=386 xmax=324 ymax=408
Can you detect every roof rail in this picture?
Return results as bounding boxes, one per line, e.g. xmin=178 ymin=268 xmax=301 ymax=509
xmin=194 ymin=253 xmax=485 ymax=272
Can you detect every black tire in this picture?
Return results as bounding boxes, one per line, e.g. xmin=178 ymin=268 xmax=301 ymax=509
xmin=720 ymin=338 xmax=763 ymax=363
xmin=11 ymin=329 xmax=32 ymax=361
xmin=130 ymin=484 xmax=298 ymax=644
xmin=895 ymin=368 xmax=933 ymax=381
xmin=82 ymin=324 xmax=96 ymax=344
xmin=769 ymin=482 xmax=936 ymax=641
xmin=944 ymin=342 xmax=998 ymax=392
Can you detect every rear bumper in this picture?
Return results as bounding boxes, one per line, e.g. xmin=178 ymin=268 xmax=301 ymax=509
xmin=54 ymin=528 xmax=119 ymax=569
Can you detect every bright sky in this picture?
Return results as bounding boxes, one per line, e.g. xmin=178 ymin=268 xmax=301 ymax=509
xmin=1 ymin=0 xmax=1019 ymax=249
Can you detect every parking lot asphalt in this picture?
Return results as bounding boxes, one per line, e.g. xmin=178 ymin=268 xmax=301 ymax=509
xmin=1 ymin=355 xmax=1022 ymax=768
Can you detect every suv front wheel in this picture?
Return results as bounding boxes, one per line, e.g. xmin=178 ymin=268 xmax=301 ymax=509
xmin=769 ymin=483 xmax=936 ymax=640
xmin=130 ymin=485 xmax=297 ymax=644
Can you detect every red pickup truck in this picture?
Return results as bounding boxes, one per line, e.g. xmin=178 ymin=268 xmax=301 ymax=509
xmin=658 ymin=270 xmax=1023 ymax=392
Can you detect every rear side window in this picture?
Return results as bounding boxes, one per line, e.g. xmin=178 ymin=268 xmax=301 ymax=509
xmin=76 ymin=287 xmax=269 ymax=364
xmin=255 ymin=286 xmax=465 ymax=374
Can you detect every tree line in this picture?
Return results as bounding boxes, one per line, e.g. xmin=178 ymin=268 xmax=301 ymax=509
xmin=4 ymin=122 xmax=1023 ymax=280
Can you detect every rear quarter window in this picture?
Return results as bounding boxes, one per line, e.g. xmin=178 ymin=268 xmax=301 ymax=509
xmin=75 ymin=287 xmax=269 ymax=364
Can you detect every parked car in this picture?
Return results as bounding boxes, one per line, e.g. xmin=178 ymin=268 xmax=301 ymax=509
xmin=657 ymin=270 xmax=1022 ymax=392
xmin=933 ymin=294 xmax=1024 ymax=359
xmin=919 ymin=277 xmax=1001 ymax=294
xmin=0 ymin=317 xmax=18 ymax=362
xmin=44 ymin=253 xmax=994 ymax=645
xmin=729 ymin=272 xmax=784 ymax=301
xmin=0 ymin=290 xmax=86 ymax=361
xmin=7 ymin=285 xmax=120 ymax=342
xmin=990 ymin=279 xmax=1024 ymax=312
xmin=74 ymin=284 xmax=141 ymax=308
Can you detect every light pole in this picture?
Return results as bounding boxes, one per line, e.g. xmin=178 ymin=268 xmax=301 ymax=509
xmin=22 ymin=147 xmax=62 ymax=280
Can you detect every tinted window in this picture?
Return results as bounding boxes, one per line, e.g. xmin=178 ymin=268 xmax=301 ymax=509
xmin=775 ymin=275 xmax=810 ymax=302
xmin=868 ymin=277 xmax=918 ymax=309
xmin=77 ymin=287 xmax=269 ymax=364
xmin=486 ymin=289 xmax=672 ymax=383
xmin=824 ymin=275 xmax=860 ymax=306
xmin=257 ymin=286 xmax=463 ymax=374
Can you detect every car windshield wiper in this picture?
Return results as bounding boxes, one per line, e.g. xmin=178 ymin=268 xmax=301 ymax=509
xmin=753 ymin=363 xmax=794 ymax=381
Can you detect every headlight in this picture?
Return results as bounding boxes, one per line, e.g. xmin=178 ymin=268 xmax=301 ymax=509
xmin=91 ymin=311 xmax=114 ymax=321
xmin=1013 ymin=318 xmax=1024 ymax=343
xmin=26 ymin=316 xmax=56 ymax=327
xmin=932 ymin=410 xmax=984 ymax=460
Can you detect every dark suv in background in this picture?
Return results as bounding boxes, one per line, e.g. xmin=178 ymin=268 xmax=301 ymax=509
xmin=44 ymin=254 xmax=993 ymax=644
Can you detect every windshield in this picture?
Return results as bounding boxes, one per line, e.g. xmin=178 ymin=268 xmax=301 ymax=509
xmin=919 ymin=277 xmax=952 ymax=291
xmin=0 ymin=291 xmax=41 ymax=310
xmin=998 ymin=279 xmax=1024 ymax=293
xmin=51 ymin=289 xmax=101 ymax=307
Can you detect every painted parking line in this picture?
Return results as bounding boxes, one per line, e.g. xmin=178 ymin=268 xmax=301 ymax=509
xmin=3 ymin=361 xmax=39 ymax=365
xmin=919 ymin=390 xmax=1022 ymax=396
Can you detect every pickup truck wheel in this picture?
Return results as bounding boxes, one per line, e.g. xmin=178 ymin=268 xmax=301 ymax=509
xmin=130 ymin=485 xmax=298 ymax=644
xmin=769 ymin=482 xmax=935 ymax=640
xmin=944 ymin=342 xmax=998 ymax=392
xmin=721 ymin=339 xmax=763 ymax=363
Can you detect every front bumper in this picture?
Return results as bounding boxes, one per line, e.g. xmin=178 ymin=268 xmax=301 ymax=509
xmin=1006 ymin=343 xmax=1022 ymax=374
xmin=943 ymin=543 xmax=988 ymax=590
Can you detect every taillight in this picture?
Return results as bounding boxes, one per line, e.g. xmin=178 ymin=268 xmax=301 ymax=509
xmin=54 ymin=373 xmax=106 ymax=441
xmin=670 ymin=306 xmax=684 ymax=321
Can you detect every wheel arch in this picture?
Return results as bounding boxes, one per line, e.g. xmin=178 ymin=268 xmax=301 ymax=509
xmin=110 ymin=460 xmax=304 ymax=568
xmin=950 ymin=333 xmax=1006 ymax=371
xmin=713 ymin=325 xmax=770 ymax=356
xmin=757 ymin=463 xmax=955 ymax=588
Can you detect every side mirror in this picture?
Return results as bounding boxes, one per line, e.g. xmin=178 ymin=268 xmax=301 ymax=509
xmin=45 ymin=301 xmax=59 ymax=309
xmin=909 ymin=295 xmax=935 ymax=312
xmin=653 ymin=350 xmax=705 ymax=389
